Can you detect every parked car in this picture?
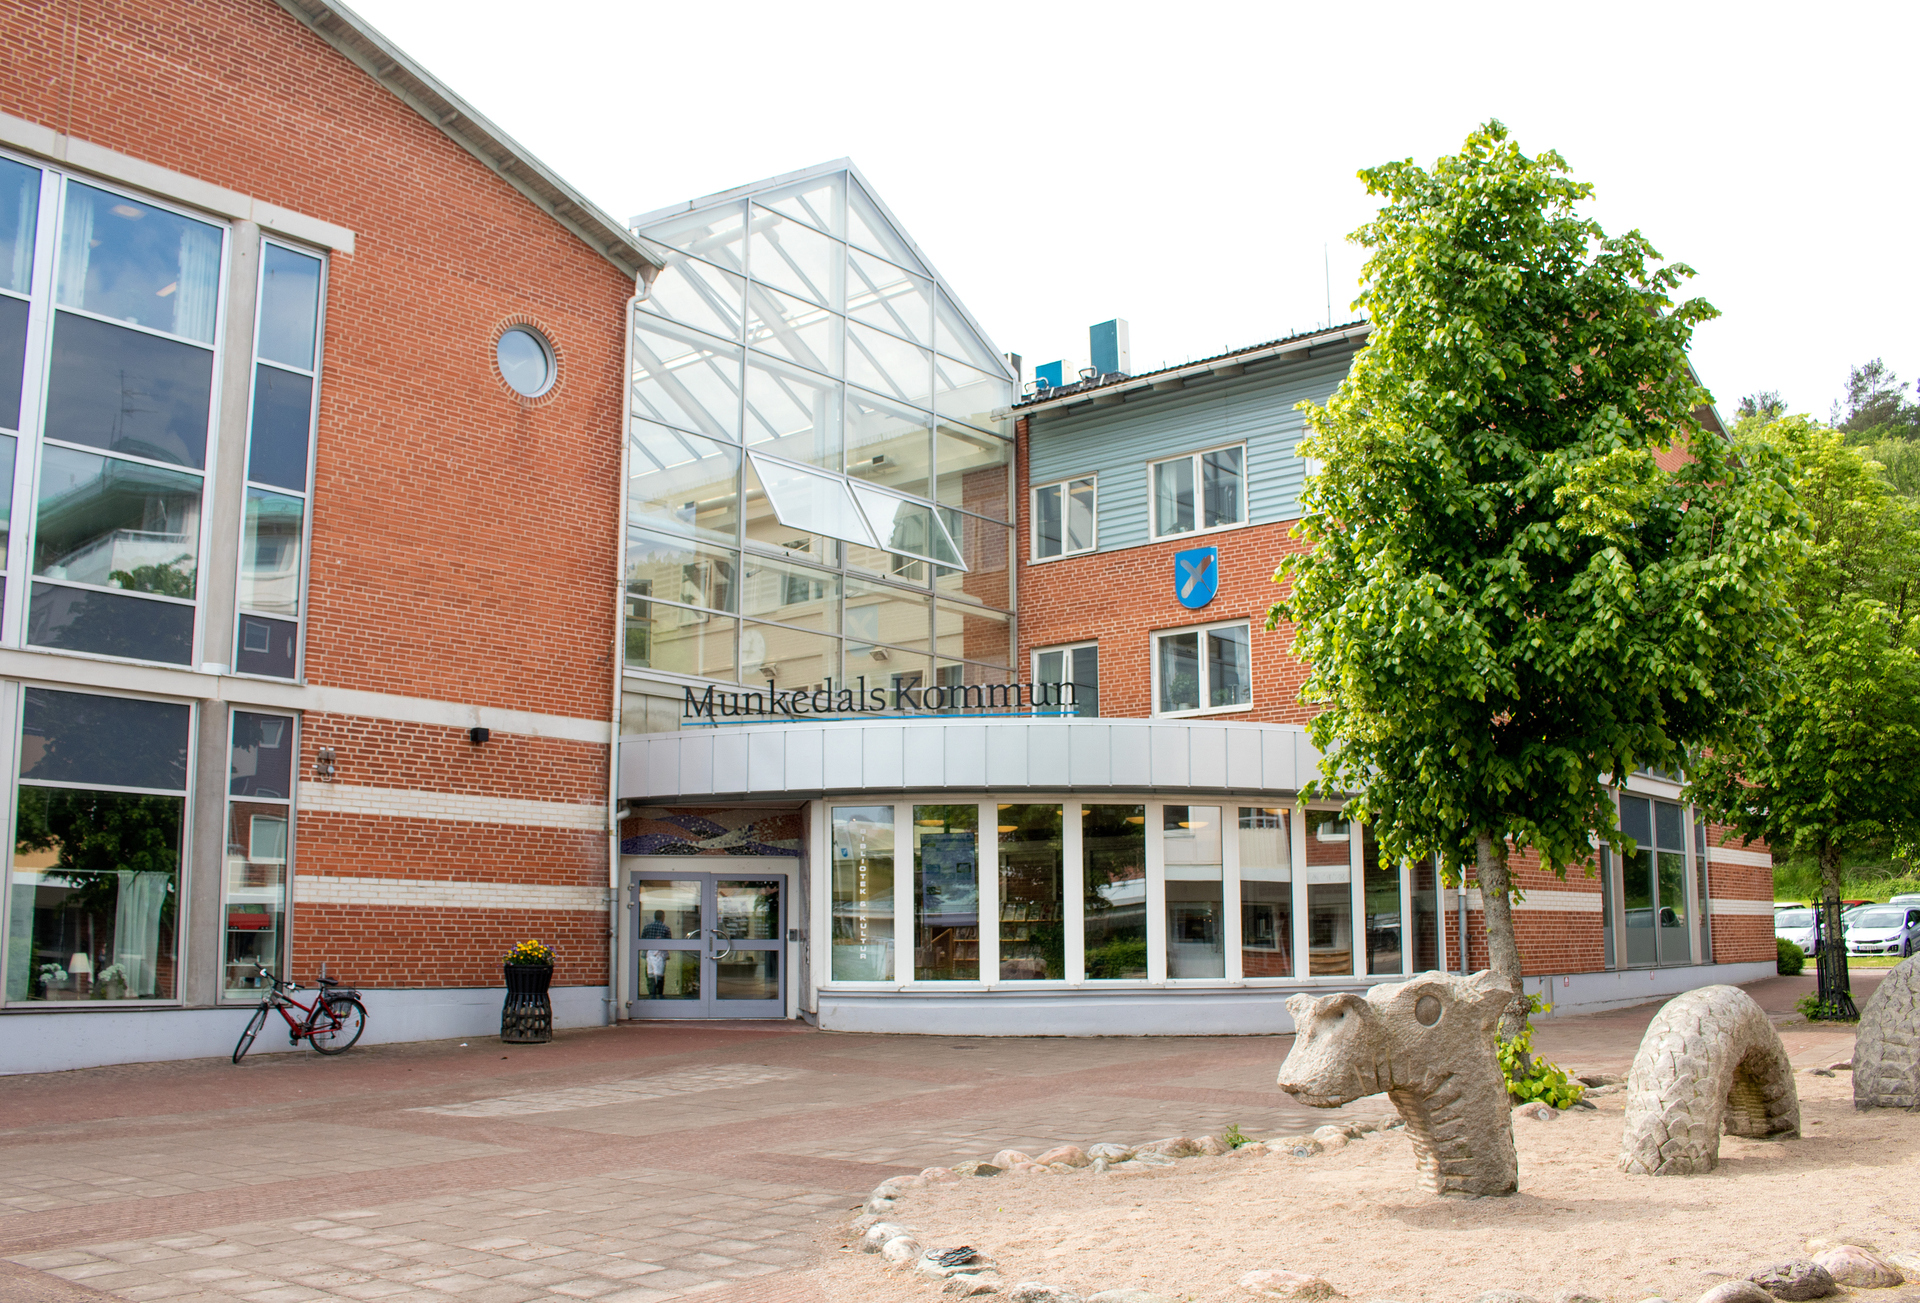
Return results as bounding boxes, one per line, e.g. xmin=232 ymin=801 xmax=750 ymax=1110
xmin=1890 ymin=893 xmax=1920 ymax=908
xmin=1775 ymin=900 xmax=1808 ymax=912
xmin=1844 ymin=905 xmax=1920 ymax=958
xmin=1775 ymin=909 xmax=1820 ymax=957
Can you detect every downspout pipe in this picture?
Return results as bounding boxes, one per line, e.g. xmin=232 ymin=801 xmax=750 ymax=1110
xmin=606 ymin=282 xmax=642 ymax=1026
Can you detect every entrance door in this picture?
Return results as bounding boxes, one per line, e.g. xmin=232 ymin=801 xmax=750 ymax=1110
xmin=630 ymin=868 xmax=786 ymax=1018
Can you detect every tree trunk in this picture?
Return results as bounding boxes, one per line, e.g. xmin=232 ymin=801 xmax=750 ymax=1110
xmin=1476 ymin=832 xmax=1529 ymax=1043
xmin=1815 ymin=833 xmax=1856 ymax=1017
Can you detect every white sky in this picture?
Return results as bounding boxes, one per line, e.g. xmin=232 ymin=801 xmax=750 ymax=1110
xmin=353 ymin=0 xmax=1917 ymax=421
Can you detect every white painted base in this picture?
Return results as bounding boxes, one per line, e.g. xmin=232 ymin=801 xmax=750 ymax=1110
xmin=0 ymin=985 xmax=610 ymax=1076
xmin=1523 ymin=961 xmax=1777 ymax=1018
xmin=820 ymin=961 xmax=1782 ymax=1036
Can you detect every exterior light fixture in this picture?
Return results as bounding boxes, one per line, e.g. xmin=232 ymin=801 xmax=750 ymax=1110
xmin=469 ymin=727 xmax=491 ymax=745
xmin=314 ymin=747 xmax=337 ymax=782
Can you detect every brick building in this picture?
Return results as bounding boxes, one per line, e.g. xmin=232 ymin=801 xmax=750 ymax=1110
xmin=0 ymin=0 xmax=651 ymax=1071
xmin=0 ymin=0 xmax=1774 ymax=1069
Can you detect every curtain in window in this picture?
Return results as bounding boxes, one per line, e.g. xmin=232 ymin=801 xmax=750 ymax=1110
xmin=173 ymin=222 xmax=221 ymax=343
xmin=113 ymin=868 xmax=170 ymax=996
xmin=55 ymin=188 xmax=93 ymax=307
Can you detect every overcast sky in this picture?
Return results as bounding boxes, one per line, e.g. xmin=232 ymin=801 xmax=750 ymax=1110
xmin=353 ymin=0 xmax=1915 ymax=420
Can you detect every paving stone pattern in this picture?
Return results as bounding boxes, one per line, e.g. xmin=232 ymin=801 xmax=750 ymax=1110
xmin=0 ymin=973 xmax=1877 ymax=1302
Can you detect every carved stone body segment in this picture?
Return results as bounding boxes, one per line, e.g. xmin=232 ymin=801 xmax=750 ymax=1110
xmin=1275 ymin=970 xmax=1518 ymax=1197
xmin=1854 ymin=953 xmax=1920 ymax=1110
xmin=1617 ymin=984 xmax=1799 ymax=1175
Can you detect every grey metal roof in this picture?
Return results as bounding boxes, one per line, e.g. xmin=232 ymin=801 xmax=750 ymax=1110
xmin=272 ymin=0 xmax=659 ymax=280
xmin=1016 ymin=320 xmax=1371 ymax=415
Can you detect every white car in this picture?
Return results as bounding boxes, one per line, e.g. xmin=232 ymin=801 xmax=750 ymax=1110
xmin=1845 ymin=905 xmax=1920 ymax=959
xmin=1774 ymin=908 xmax=1820 ymax=957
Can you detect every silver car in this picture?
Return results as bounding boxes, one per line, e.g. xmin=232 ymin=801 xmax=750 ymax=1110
xmin=1845 ymin=905 xmax=1920 ymax=959
xmin=1775 ymin=908 xmax=1820 ymax=957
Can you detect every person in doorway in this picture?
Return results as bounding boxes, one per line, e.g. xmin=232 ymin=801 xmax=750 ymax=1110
xmin=641 ymin=909 xmax=672 ymax=998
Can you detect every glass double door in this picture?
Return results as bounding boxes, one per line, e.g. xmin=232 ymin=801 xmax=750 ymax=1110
xmin=630 ymin=866 xmax=786 ymax=1018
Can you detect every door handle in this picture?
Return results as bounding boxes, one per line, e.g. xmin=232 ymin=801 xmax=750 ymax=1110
xmin=703 ymin=928 xmax=733 ymax=960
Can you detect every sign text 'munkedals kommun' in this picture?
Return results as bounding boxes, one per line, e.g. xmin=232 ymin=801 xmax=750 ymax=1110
xmin=682 ymin=676 xmax=1080 ymax=723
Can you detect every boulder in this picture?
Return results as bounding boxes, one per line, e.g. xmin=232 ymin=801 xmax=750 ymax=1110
xmin=1036 ymin=1145 xmax=1090 ymax=1167
xmin=1137 ymin=1136 xmax=1198 ymax=1157
xmin=922 ymin=1166 xmax=963 ymax=1183
xmin=865 ymin=1196 xmax=897 ymax=1214
xmin=1088 ymin=1291 xmax=1179 ymax=1303
xmin=1234 ymin=1141 xmax=1271 ymax=1157
xmin=1809 ymin=1245 xmax=1902 ymax=1288
xmin=861 ymin=1222 xmax=910 ymax=1252
xmin=1009 ymin=1161 xmax=1052 ymax=1175
xmin=1274 ymin=1136 xmax=1325 ymax=1157
xmin=1086 ymin=1143 xmax=1134 ymax=1162
xmin=1747 ymin=1259 xmax=1836 ymax=1300
xmin=992 ymin=1149 xmax=1035 ymax=1169
xmin=1311 ymin=1126 xmax=1350 ymax=1150
xmin=1696 ymin=1285 xmax=1773 ymax=1303
xmin=946 ymin=1278 xmax=1003 ymax=1297
xmin=1886 ymin=1249 xmax=1920 ymax=1276
xmin=1553 ymin=1292 xmax=1604 ymax=1303
xmin=1194 ymin=1135 xmax=1231 ymax=1156
xmin=1007 ymin=1285 xmax=1086 ymax=1303
xmin=876 ymin=1174 xmax=930 ymax=1196
xmin=881 ymin=1236 xmax=922 ymax=1266
xmin=1241 ymin=1269 xmax=1341 ymax=1298
xmin=1512 ymin=1102 xmax=1560 ymax=1122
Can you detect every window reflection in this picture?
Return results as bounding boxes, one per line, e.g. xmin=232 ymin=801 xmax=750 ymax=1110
xmin=1084 ymin=804 xmax=1145 ymax=979
xmin=57 ymin=182 xmax=221 ymax=343
xmin=1305 ymin=810 xmax=1354 ymax=976
xmin=1164 ymin=805 xmax=1224 ymax=978
xmin=239 ymin=489 xmax=303 ymax=617
xmin=914 ymin=804 xmax=979 ymax=980
xmin=998 ymin=804 xmax=1063 ymax=979
xmin=1240 ymin=807 xmax=1292 ymax=978
xmin=34 ymin=445 xmax=201 ymax=597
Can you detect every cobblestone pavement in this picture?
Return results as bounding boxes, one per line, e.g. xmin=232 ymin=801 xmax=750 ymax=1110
xmin=0 ymin=971 xmax=1874 ymax=1303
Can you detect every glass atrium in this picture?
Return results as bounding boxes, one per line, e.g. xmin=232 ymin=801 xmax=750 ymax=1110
xmin=624 ymin=165 xmax=1016 ymax=708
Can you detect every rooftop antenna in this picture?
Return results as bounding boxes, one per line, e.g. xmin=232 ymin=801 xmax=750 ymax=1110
xmin=1324 ymin=244 xmax=1332 ymax=329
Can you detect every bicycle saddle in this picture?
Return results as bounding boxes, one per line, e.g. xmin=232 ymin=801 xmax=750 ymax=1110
xmin=315 ymin=975 xmax=339 ymax=987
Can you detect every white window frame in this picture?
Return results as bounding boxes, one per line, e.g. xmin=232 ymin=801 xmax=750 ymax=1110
xmin=1031 ymin=640 xmax=1096 ymax=715
xmin=1150 ymin=442 xmax=1247 ymax=541
xmin=1150 ymin=618 xmax=1252 ymax=718
xmin=1030 ymin=474 xmax=1096 ymax=562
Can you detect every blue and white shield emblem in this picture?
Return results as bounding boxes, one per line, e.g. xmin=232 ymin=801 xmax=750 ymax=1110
xmin=1174 ymin=545 xmax=1219 ymax=609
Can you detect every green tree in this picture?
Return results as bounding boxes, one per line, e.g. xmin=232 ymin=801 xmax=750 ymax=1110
xmin=1832 ymin=359 xmax=1920 ymax=444
xmin=1270 ymin=121 xmax=1802 ymax=1029
xmin=1689 ymin=416 xmax=1920 ymax=1013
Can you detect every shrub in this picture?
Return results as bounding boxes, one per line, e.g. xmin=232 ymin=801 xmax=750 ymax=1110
xmin=1777 ymin=937 xmax=1806 ymax=975
xmin=1498 ymin=993 xmax=1587 ymax=1108
xmin=1796 ymin=993 xmax=1858 ymax=1023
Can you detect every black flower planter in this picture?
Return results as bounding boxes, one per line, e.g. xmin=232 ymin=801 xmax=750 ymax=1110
xmin=501 ymin=963 xmax=553 ymax=1043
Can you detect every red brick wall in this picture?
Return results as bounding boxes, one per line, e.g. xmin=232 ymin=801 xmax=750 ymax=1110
xmin=1 ymin=0 xmax=626 ymax=993
xmin=0 ymin=0 xmax=631 ymax=720
xmin=294 ymin=906 xmax=605 ymax=988
xmin=1014 ymin=416 xmax=1315 ymax=721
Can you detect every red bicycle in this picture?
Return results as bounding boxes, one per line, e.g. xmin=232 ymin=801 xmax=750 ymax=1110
xmin=232 ymin=966 xmax=367 ymax=1063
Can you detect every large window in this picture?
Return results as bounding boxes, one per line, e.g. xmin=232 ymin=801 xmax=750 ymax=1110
xmin=1153 ymin=621 xmax=1250 ymax=716
xmin=30 ymin=179 xmax=225 ymax=665
xmin=626 ymin=168 xmax=1016 ymax=697
xmin=225 ymin=710 xmax=293 ymax=996
xmin=913 ymin=803 xmax=977 ymax=980
xmin=6 ymin=688 xmax=190 ymax=1002
xmin=1083 ymin=804 xmax=1145 ymax=979
xmin=1033 ymin=641 xmax=1097 ymax=717
xmin=1620 ymin=794 xmax=1692 ymax=967
xmin=998 ymin=803 xmax=1062 ymax=979
xmin=235 ymin=241 xmax=323 ymax=679
xmin=1239 ymin=807 xmax=1292 ymax=978
xmin=1163 ymin=805 xmax=1224 ymax=978
xmin=1152 ymin=444 xmax=1244 ymax=539
xmin=1032 ymin=475 xmax=1095 ymax=560
xmin=830 ymin=805 xmax=894 ymax=980
xmin=1304 ymin=810 xmax=1353 ymax=976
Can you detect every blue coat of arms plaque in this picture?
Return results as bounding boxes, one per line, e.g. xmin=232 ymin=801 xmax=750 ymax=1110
xmin=1174 ymin=545 xmax=1219 ymax=609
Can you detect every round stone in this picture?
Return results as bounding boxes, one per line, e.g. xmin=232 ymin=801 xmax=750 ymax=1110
xmin=1698 ymin=1284 xmax=1778 ymax=1303
xmin=1810 ymin=1245 xmax=1902 ymax=1288
xmin=1748 ymin=1259 xmax=1838 ymax=1300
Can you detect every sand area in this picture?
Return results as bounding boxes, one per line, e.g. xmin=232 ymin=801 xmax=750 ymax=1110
xmin=816 ymin=1061 xmax=1920 ymax=1303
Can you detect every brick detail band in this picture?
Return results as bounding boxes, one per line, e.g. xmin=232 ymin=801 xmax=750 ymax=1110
xmin=1706 ymin=899 xmax=1779 ymax=917
xmin=1462 ymin=889 xmax=1604 ymax=913
xmin=294 ymin=874 xmax=605 ymax=912
xmin=1706 ymin=846 xmax=1773 ymax=868
xmin=297 ymin=782 xmax=606 ymax=830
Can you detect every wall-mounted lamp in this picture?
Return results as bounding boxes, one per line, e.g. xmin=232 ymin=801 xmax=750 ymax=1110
xmin=469 ymin=727 xmax=491 ymax=745
xmin=314 ymin=747 xmax=337 ymax=782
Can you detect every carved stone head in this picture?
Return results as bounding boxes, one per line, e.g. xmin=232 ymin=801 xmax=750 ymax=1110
xmin=1276 ymin=970 xmax=1512 ymax=1105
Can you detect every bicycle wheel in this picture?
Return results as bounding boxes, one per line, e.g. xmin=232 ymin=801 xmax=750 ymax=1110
xmin=306 ymin=996 xmax=366 ymax=1055
xmin=233 ymin=1005 xmax=270 ymax=1064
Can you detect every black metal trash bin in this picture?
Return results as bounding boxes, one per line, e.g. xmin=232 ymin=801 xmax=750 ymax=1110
xmin=501 ymin=963 xmax=553 ymax=1043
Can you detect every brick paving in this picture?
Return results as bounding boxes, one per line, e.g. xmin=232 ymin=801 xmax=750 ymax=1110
xmin=0 ymin=971 xmax=1876 ymax=1302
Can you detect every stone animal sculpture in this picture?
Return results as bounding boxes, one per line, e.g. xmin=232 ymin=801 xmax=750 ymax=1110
xmin=1276 ymin=969 xmax=1518 ymax=1197
xmin=1853 ymin=952 xmax=1920 ymax=1110
xmin=1617 ymin=984 xmax=1799 ymax=1175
